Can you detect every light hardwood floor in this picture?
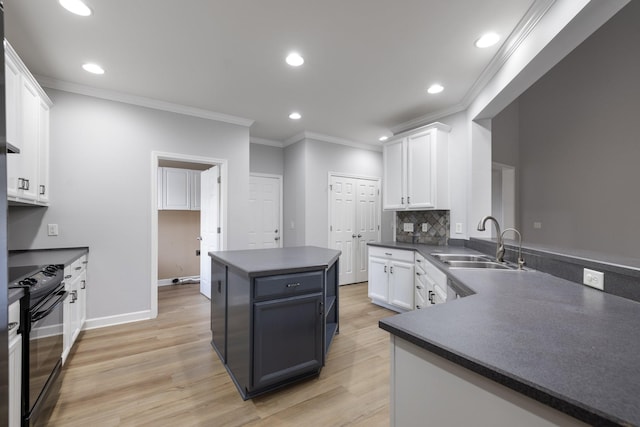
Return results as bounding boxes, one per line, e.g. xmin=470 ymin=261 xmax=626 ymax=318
xmin=48 ymin=282 xmax=395 ymax=426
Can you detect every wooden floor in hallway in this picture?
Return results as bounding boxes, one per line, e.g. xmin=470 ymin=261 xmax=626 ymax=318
xmin=47 ymin=282 xmax=395 ymax=426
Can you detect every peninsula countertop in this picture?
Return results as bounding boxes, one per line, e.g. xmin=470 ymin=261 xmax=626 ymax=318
xmin=209 ymin=246 xmax=341 ymax=277
xmin=371 ymin=242 xmax=640 ymax=426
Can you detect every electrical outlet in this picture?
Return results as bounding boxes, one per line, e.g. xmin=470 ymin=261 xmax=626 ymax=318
xmin=47 ymin=224 xmax=59 ymax=236
xmin=403 ymin=223 xmax=414 ymax=232
xmin=421 ymin=223 xmax=429 ymax=232
xmin=533 ymin=222 xmax=542 ymax=229
xmin=455 ymin=223 xmax=463 ymax=234
xmin=583 ymin=268 xmax=604 ymax=291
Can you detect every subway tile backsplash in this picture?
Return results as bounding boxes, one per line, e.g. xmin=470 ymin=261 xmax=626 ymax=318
xmin=396 ymin=210 xmax=450 ymax=245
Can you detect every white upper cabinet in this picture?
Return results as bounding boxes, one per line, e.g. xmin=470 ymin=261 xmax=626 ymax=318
xmin=158 ymin=167 xmax=201 ymax=211
xmin=382 ymin=122 xmax=450 ymax=210
xmin=5 ymin=40 xmax=52 ymax=205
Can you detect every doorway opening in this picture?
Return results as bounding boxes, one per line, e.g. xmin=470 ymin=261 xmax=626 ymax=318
xmin=491 ymin=162 xmax=516 ymax=236
xmin=151 ymin=151 xmax=228 ymax=318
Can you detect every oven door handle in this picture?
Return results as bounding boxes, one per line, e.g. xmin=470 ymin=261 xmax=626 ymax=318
xmin=31 ymin=291 xmax=69 ymax=322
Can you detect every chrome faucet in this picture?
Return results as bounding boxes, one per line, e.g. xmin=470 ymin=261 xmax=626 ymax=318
xmin=501 ymin=228 xmax=525 ymax=270
xmin=477 ymin=216 xmax=505 ymax=262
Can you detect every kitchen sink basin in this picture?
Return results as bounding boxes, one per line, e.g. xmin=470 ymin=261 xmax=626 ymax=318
xmin=431 ymin=253 xmax=493 ymax=262
xmin=445 ymin=260 xmax=513 ymax=270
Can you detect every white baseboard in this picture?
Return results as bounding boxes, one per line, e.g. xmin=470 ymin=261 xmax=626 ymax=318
xmin=158 ymin=275 xmax=200 ymax=286
xmin=83 ymin=310 xmax=152 ymax=330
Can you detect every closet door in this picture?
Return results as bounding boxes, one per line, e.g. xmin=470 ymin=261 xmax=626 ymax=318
xmin=330 ymin=175 xmax=380 ymax=285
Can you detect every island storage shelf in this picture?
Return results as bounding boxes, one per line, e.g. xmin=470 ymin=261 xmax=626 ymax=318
xmin=209 ymin=246 xmax=340 ymax=400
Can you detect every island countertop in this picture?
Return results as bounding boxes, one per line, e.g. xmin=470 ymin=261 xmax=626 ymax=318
xmin=373 ymin=242 xmax=640 ymax=426
xmin=209 ymin=246 xmax=341 ymax=278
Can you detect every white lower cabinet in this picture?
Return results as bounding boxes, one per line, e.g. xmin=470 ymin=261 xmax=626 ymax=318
xmin=8 ymin=300 xmax=21 ymax=427
xmin=415 ymin=252 xmax=447 ymax=309
xmin=368 ymin=247 xmax=415 ymax=312
xmin=63 ymin=255 xmax=88 ymax=364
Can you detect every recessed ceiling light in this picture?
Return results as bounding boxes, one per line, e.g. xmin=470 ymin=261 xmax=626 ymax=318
xmin=82 ymin=63 xmax=104 ymax=74
xmin=289 ymin=112 xmax=302 ymax=120
xmin=379 ymin=136 xmax=389 ymax=142
xmin=59 ymin=0 xmax=92 ymax=16
xmin=286 ymin=52 xmax=304 ymax=67
xmin=475 ymin=32 xmax=500 ymax=48
xmin=427 ymin=84 xmax=444 ymax=94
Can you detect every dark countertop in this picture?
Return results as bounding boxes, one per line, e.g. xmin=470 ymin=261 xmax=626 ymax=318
xmin=372 ymin=241 xmax=640 ymax=426
xmin=209 ymin=246 xmax=341 ymax=278
xmin=9 ymin=247 xmax=89 ymax=268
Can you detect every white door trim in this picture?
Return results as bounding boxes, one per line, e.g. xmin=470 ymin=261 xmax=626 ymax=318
xmin=250 ymin=173 xmax=284 ymax=248
xmin=151 ymin=151 xmax=228 ymax=319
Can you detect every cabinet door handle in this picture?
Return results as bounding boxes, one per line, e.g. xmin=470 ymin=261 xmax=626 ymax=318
xmin=82 ymin=261 xmax=88 ymax=264
xmin=75 ymin=266 xmax=82 ymax=271
xmin=286 ymin=282 xmax=301 ymax=288
xmin=319 ymin=301 xmax=324 ymax=315
xmin=390 ymin=266 xmax=394 ymax=274
xmin=407 ymin=196 xmax=411 ymax=204
xmin=274 ymin=236 xmax=280 ymax=241
xmin=416 ymin=259 xmax=422 ymax=263
xmin=8 ymin=322 xmax=18 ymax=332
xmin=428 ymin=291 xmax=434 ymax=304
xmin=416 ymin=285 xmax=423 ymax=289
xmin=81 ymin=280 xmax=86 ymax=289
xmin=401 ymin=197 xmax=404 ymax=205
xmin=357 ymin=234 xmax=362 ymax=238
xmin=416 ymin=272 xmax=421 ymax=276
xmin=384 ymin=265 xmax=387 ymax=273
xmin=39 ymin=184 xmax=46 ymax=195
xmin=352 ymin=234 xmax=357 ymax=238
xmin=71 ymin=290 xmax=78 ymax=303
xmin=385 ymin=252 xmax=392 ymax=256
xmin=65 ymin=275 xmax=72 ymax=279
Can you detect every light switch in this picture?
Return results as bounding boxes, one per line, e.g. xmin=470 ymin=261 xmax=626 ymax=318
xmin=47 ymin=224 xmax=59 ymax=236
xmin=403 ymin=223 xmax=414 ymax=232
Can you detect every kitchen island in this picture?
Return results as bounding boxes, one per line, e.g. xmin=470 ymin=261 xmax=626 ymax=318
xmin=373 ymin=242 xmax=640 ymax=426
xmin=209 ymin=246 xmax=340 ymax=400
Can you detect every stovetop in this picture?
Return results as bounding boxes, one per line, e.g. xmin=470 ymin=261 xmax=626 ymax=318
xmin=9 ymin=264 xmax=64 ymax=304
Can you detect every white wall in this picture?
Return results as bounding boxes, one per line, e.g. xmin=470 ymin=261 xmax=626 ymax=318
xmin=8 ymin=89 xmax=250 ymax=322
xmin=250 ymin=143 xmax=283 ymax=175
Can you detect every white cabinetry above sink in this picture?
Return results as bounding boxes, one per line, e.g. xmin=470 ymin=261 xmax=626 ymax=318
xmin=382 ymin=122 xmax=450 ymax=211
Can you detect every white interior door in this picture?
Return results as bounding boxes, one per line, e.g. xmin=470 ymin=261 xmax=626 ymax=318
xmin=330 ymin=175 xmax=380 ymax=285
xmin=200 ymin=166 xmax=220 ymax=299
xmin=248 ymin=174 xmax=282 ymax=249
xmin=355 ymin=180 xmax=380 ymax=282
xmin=330 ymin=176 xmax=357 ymax=285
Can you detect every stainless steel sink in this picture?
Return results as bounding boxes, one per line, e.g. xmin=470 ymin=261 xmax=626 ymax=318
xmin=445 ymin=260 xmax=513 ymax=270
xmin=431 ymin=254 xmax=493 ymax=262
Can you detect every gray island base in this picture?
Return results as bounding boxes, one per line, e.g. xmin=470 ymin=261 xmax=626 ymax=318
xmin=209 ymin=246 xmax=340 ymax=400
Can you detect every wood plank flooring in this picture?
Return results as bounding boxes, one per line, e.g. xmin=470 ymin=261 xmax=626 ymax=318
xmin=48 ymin=282 xmax=395 ymax=426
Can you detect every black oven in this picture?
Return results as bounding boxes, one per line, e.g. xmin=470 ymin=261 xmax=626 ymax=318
xmin=10 ymin=265 xmax=66 ymax=427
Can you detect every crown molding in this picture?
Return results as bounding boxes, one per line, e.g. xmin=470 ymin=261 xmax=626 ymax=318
xmin=250 ymin=137 xmax=284 ymax=148
xmin=35 ymin=75 xmax=255 ymax=128
xmin=391 ymin=0 xmax=556 ymax=135
xmin=284 ymin=131 xmax=382 ymax=152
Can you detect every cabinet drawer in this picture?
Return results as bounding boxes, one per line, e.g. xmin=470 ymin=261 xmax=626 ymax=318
xmin=8 ymin=301 xmax=20 ymax=340
xmin=368 ymin=246 xmax=415 ymax=263
xmin=254 ymin=271 xmax=323 ymax=300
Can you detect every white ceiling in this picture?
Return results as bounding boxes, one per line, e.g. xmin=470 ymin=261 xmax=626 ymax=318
xmin=5 ymin=0 xmax=538 ymax=147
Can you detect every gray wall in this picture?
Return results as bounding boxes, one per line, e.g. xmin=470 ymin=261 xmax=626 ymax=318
xmin=8 ymin=89 xmax=250 ymax=320
xmin=283 ymin=140 xmax=306 ymax=247
xmin=250 ymin=143 xmax=284 ymax=175
xmin=304 ymin=139 xmax=391 ymax=246
xmin=283 ymin=139 xmax=392 ymax=247
xmin=512 ymin=1 xmax=640 ymax=258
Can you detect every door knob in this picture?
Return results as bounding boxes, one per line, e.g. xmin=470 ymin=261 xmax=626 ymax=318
xmin=196 ymin=236 xmax=203 ymax=241
xmin=274 ymin=236 xmax=280 ymax=241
